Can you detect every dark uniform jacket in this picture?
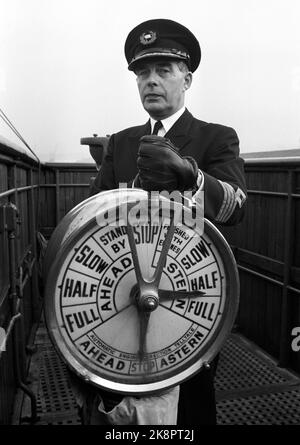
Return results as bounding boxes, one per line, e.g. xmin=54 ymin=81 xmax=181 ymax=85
xmin=91 ymin=109 xmax=247 ymax=226
xmin=89 ymin=109 xmax=247 ymax=425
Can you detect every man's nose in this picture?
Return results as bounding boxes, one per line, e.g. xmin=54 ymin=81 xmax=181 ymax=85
xmin=146 ymin=69 xmax=159 ymax=85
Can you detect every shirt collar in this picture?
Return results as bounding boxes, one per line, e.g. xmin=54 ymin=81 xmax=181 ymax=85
xmin=150 ymin=106 xmax=186 ymax=135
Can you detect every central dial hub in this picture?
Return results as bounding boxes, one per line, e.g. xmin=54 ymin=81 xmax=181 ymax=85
xmin=140 ymin=294 xmax=159 ymax=312
xmin=130 ymin=284 xmax=159 ymax=312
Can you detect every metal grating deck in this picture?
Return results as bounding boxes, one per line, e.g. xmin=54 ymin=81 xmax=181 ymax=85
xmin=15 ymin=320 xmax=81 ymax=425
xmin=215 ymin=336 xmax=300 ymax=425
xmin=217 ymin=390 xmax=300 ymax=425
xmin=13 ymin=318 xmax=300 ymax=425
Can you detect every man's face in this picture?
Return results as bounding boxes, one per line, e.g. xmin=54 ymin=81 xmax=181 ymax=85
xmin=135 ymin=59 xmax=192 ymax=120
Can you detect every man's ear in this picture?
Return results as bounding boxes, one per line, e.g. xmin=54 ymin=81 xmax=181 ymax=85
xmin=184 ymin=72 xmax=193 ymax=91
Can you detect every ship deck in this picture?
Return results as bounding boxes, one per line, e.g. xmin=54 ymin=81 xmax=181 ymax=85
xmin=12 ymin=316 xmax=300 ymax=425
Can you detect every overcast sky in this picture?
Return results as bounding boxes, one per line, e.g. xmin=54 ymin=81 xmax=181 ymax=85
xmin=0 ymin=0 xmax=300 ymax=162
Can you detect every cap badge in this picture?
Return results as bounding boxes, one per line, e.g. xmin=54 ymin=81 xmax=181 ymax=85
xmin=140 ymin=30 xmax=157 ymax=45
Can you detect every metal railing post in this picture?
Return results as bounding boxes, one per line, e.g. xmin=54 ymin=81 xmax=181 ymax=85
xmin=279 ymin=169 xmax=295 ymax=366
xmin=55 ymin=169 xmax=60 ymax=226
xmin=6 ymin=202 xmax=38 ymax=423
xmin=28 ymin=169 xmax=40 ymax=323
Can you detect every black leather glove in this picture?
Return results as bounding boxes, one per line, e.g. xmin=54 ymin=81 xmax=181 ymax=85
xmin=137 ymin=135 xmax=198 ymax=192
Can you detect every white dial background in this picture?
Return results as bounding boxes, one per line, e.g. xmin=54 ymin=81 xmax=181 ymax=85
xmin=52 ymin=216 xmax=228 ymax=385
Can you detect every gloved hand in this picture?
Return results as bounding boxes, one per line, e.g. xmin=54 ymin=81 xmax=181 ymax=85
xmin=137 ymin=135 xmax=198 ymax=192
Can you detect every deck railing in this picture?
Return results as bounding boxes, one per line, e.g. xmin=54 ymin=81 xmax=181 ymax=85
xmin=220 ymin=157 xmax=300 ymax=372
xmin=0 ymin=137 xmax=42 ymax=424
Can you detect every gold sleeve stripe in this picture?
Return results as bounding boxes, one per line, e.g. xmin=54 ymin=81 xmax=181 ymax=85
xmin=215 ymin=181 xmax=237 ymax=223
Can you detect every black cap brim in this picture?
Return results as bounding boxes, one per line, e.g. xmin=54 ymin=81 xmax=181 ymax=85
xmin=125 ymin=19 xmax=201 ymax=73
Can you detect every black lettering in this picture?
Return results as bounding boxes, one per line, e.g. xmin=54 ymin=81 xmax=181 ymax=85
xmin=190 ymin=272 xmax=218 ymax=290
xmin=73 ymin=312 xmax=85 ymax=329
xmin=173 ymin=269 xmax=184 ymax=279
xmin=120 ymin=257 xmax=132 ymax=269
xmin=82 ymin=250 xmax=93 ymax=267
xmin=168 ymin=354 xmax=176 ymax=364
xmin=167 ymin=262 xmax=177 ymax=273
xmin=100 ymin=302 xmax=112 ymax=311
xmin=133 ymin=227 xmax=140 ymax=244
xmin=182 ymin=257 xmax=191 ymax=270
xmin=176 ymin=279 xmax=185 ymax=288
xmin=64 ymin=280 xmax=97 ymax=298
xmin=194 ymin=331 xmax=204 ymax=341
xmin=211 ymin=271 xmax=218 ymax=288
xmin=160 ymin=358 xmax=169 ymax=368
xmin=89 ymin=308 xmax=100 ymax=322
xmin=75 ymin=245 xmax=91 ymax=264
xmin=134 ymin=225 xmax=159 ymax=244
xmin=111 ymin=243 xmax=120 ymax=253
xmin=65 ymin=313 xmax=74 ymax=333
xmin=188 ymin=338 xmax=198 ymax=348
xmin=96 ymin=258 xmax=108 ymax=273
xmin=96 ymin=352 xmax=107 ymax=363
xmin=105 ymin=358 xmax=114 ymax=368
xmin=173 ymin=235 xmax=183 ymax=245
xmin=116 ymin=360 xmax=125 ymax=370
xmin=175 ymin=299 xmax=186 ymax=310
xmin=63 ymin=278 xmax=74 ymax=297
xmin=115 ymin=227 xmax=125 ymax=238
xmin=182 ymin=240 xmax=211 ymax=270
xmin=174 ymin=349 xmax=183 ymax=359
xmin=73 ymin=281 xmax=85 ymax=297
xmin=99 ymin=235 xmax=109 ymax=246
xmin=190 ymin=278 xmax=198 ymax=290
xmin=74 ymin=245 xmax=108 ymax=273
xmin=103 ymin=277 xmax=114 ymax=288
xmin=181 ymin=344 xmax=190 ymax=355
xmin=170 ymin=244 xmax=180 ymax=254
xmin=87 ymin=345 xmax=99 ymax=358
xmin=112 ymin=266 xmax=122 ymax=278
xmin=65 ymin=309 xmax=100 ymax=333
xmin=195 ymin=240 xmax=210 ymax=258
xmin=175 ymin=228 xmax=189 ymax=240
xmin=187 ymin=300 xmax=215 ymax=320
xmin=100 ymin=288 xmax=111 ymax=299
xmin=79 ymin=340 xmax=90 ymax=351
xmin=90 ymin=284 xmax=97 ymax=297
xmin=207 ymin=303 xmax=214 ymax=321
xmin=88 ymin=254 xmax=101 ymax=269
xmin=110 ymin=230 xmax=118 ymax=241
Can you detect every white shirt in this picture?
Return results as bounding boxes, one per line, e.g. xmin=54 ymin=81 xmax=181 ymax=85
xmin=150 ymin=106 xmax=186 ymax=137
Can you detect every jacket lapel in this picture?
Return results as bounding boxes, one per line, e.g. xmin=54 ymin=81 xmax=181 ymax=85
xmin=128 ymin=120 xmax=151 ymax=162
xmin=165 ymin=109 xmax=194 ymax=151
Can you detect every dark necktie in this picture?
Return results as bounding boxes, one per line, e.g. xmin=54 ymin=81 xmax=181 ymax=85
xmin=152 ymin=120 xmax=163 ymax=135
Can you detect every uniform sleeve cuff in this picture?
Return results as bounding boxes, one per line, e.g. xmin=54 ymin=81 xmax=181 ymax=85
xmin=215 ymin=181 xmax=246 ymax=223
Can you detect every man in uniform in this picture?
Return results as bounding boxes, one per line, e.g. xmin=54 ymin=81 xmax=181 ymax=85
xmin=88 ymin=18 xmax=247 ymax=425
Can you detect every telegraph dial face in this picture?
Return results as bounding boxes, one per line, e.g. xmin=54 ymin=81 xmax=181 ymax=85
xmin=45 ymin=189 xmax=239 ymax=394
